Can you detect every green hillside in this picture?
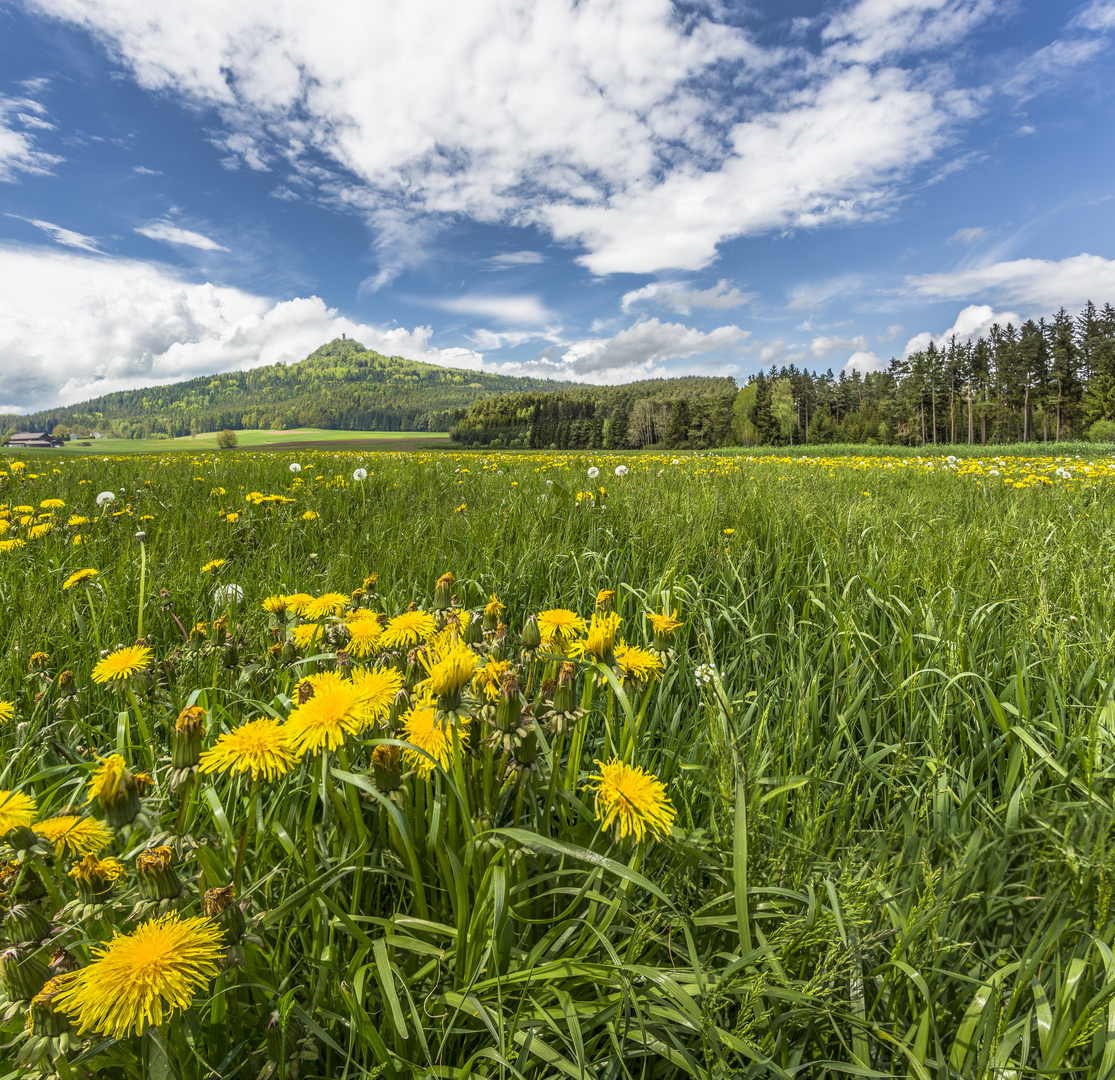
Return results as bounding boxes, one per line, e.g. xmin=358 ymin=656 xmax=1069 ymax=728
xmin=1 ymin=338 xmax=584 ymax=438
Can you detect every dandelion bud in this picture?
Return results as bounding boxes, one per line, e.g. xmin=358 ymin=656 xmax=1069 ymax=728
xmin=0 ymin=861 xmax=47 ymax=903
xmin=0 ymin=946 xmax=49 ymax=1001
xmin=4 ymin=903 xmax=52 ymax=944
xmin=87 ymin=754 xmax=140 ymax=828
xmin=281 ymin=640 xmax=298 ymax=663
xmin=432 ymin=571 xmax=455 ymax=612
xmin=205 ymin=885 xmax=245 ymax=945
xmin=172 ymin=705 xmax=207 ymax=770
xmin=521 ymin=615 xmax=541 ymax=651
xmin=462 ymin=611 xmax=485 ymax=646
xmin=371 ymin=744 xmax=402 ymax=792
xmin=136 ymin=846 xmax=181 ymax=902
xmin=514 ymin=725 xmax=540 ymax=770
xmin=5 ymin=824 xmax=39 ymax=851
xmin=388 ymin=689 xmax=410 ymax=731
xmin=495 ymin=672 xmax=522 ymax=734
xmin=28 ymin=975 xmax=72 ymax=1037
xmin=554 ymin=662 xmax=577 ymax=715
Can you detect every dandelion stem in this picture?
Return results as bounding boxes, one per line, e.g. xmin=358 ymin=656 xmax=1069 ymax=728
xmin=137 ymin=539 xmax=146 ymax=641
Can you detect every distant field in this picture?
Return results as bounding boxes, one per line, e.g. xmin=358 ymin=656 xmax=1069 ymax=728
xmin=21 ymin=429 xmax=452 ymax=454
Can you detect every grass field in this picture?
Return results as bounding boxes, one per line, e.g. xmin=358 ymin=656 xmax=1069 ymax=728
xmin=27 ymin=429 xmax=452 ymax=455
xmin=1 ymin=446 xmax=1114 ymax=1078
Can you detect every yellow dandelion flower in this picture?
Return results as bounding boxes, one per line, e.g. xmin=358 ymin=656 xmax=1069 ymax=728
xmin=596 ymin=588 xmax=616 ymax=608
xmin=302 ymin=591 xmax=350 ymax=620
xmin=647 ymin=608 xmax=684 ymax=638
xmin=289 ymin=622 xmax=324 ymax=650
xmin=199 ymin=718 xmax=297 ymax=781
xmin=380 ymin=610 xmax=436 ymax=650
xmin=33 ymin=815 xmax=113 ymax=858
xmin=585 ymin=758 xmax=676 ymax=843
xmin=722 ymin=528 xmax=735 ymax=536
xmin=285 ymin=679 xmax=372 ymax=755
xmin=63 ymin=568 xmax=99 ymax=590
xmin=282 ymin=592 xmax=314 ymax=615
xmin=537 ymin=609 xmax=586 ymax=651
xmin=85 ymin=755 xmax=131 ymax=805
xmin=420 ymin=644 xmax=477 ymax=697
xmin=66 ymin=515 xmax=89 ymax=526
xmin=402 ymin=700 xmax=465 ymax=779
xmin=29 ymin=650 xmax=50 ymax=670
xmin=453 ymin=503 xmax=467 ymax=513
xmin=350 ymin=666 xmax=404 ymax=721
xmin=91 ymin=644 xmax=152 ymax=683
xmin=54 ymin=913 xmax=224 ymax=1039
xmin=200 ymin=559 xmax=226 ymax=574
xmin=225 ymin=512 xmax=239 ymax=523
xmin=0 ymin=538 xmax=26 ymax=553
xmin=40 ymin=498 xmax=65 ymax=509
xmin=473 ymin=659 xmax=510 ymax=702
xmin=301 ymin=510 xmax=318 ymax=521
xmin=614 ymin=643 xmax=664 ymax=684
xmin=484 ymin=594 xmax=505 ymax=620
xmin=0 ymin=701 xmax=13 ymax=724
xmin=261 ymin=595 xmax=288 ymax=615
xmin=0 ymin=789 xmax=37 ymax=835
xmin=29 ymin=522 xmax=53 ymax=539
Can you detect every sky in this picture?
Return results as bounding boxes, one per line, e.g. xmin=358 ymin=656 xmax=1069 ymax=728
xmin=1 ymin=0 xmax=1114 ymax=414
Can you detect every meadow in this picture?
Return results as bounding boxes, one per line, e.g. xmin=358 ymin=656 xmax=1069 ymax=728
xmin=0 ymin=445 xmax=1113 ymax=1078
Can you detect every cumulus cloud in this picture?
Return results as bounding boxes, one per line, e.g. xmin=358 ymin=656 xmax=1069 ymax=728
xmin=26 ymin=0 xmax=994 ymax=275
xmin=0 ymin=96 xmax=62 ymax=181
xmin=620 ymin=279 xmax=755 ymax=315
xmin=0 ymin=245 xmax=483 ymax=412
xmin=538 ymin=318 xmax=747 ymax=382
xmin=135 ymin=220 xmax=228 ymax=251
xmin=810 ymin=334 xmax=869 ymax=358
xmin=8 ymin=215 xmax=101 ymax=252
xmin=843 ymin=349 xmax=887 ymax=374
xmin=900 ymin=302 xmax=1020 ymax=358
xmin=904 ymin=253 xmax=1115 ymax=310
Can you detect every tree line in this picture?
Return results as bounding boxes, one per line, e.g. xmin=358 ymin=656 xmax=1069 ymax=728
xmin=735 ymin=301 xmax=1115 ymax=446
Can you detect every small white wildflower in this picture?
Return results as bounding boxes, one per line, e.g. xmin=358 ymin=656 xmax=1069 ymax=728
xmin=96 ymin=491 xmax=115 ymax=506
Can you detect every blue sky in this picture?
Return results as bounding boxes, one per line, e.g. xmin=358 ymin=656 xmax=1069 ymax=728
xmin=1 ymin=0 xmax=1114 ymax=412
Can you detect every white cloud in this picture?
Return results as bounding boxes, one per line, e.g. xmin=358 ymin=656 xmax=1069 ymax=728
xmin=810 ymin=334 xmax=869 ymax=358
xmin=488 ymin=251 xmax=544 ymax=267
xmin=901 ymin=302 xmax=1020 ymax=358
xmin=8 ymin=215 xmax=101 ymax=253
xmin=1071 ymin=0 xmax=1115 ymax=31
xmin=0 ymin=245 xmax=483 ymax=412
xmin=133 ymin=165 xmax=163 ymax=175
xmin=904 ymin=253 xmax=1115 ymax=310
xmin=787 ymin=273 xmax=867 ymax=310
xmin=1005 ymin=37 xmax=1107 ymax=99
xmin=0 ymin=96 xmax=62 ymax=181
xmin=428 ymin=294 xmax=554 ymax=326
xmin=843 ymin=349 xmax=887 ymax=374
xmin=620 ymin=279 xmax=755 ymax=315
xmin=135 ymin=220 xmax=229 ymax=251
xmin=26 ymin=0 xmax=990 ymax=275
xmin=948 ymin=226 xmax=986 ymax=244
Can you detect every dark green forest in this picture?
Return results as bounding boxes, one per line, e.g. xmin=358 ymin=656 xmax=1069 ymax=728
xmin=0 ymin=339 xmax=583 ymax=439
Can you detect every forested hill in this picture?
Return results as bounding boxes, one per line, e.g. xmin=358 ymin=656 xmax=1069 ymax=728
xmin=1 ymin=339 xmax=586 ymax=437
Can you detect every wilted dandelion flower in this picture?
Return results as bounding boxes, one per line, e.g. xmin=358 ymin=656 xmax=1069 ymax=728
xmin=91 ymin=644 xmax=152 ymax=684
xmin=200 ymin=559 xmax=226 ymax=574
xmin=95 ymin=491 xmax=115 ymax=507
xmin=302 ymin=592 xmax=349 ymax=620
xmin=586 ymin=758 xmax=675 ymax=843
xmin=402 ymin=700 xmax=464 ymax=778
xmin=199 ymin=718 xmax=297 ymax=781
xmin=0 ymin=790 xmax=37 ymax=836
xmin=537 ymin=609 xmax=586 ymax=652
xmin=595 ymin=588 xmax=616 ymax=609
xmin=33 ymin=815 xmax=112 ymax=858
xmin=63 ymin=568 xmax=99 ymax=590
xmin=381 ymin=610 xmax=436 ymax=650
xmin=647 ymin=608 xmax=684 ymax=639
xmin=353 ymin=468 xmax=367 ymax=481
xmin=473 ymin=659 xmax=509 ymax=702
xmin=55 ymin=913 xmax=224 ymax=1039
xmin=579 ymin=611 xmax=622 ymax=663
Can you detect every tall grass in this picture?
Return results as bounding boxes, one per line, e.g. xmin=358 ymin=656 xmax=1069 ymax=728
xmin=1 ymin=447 xmax=1113 ymax=1078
